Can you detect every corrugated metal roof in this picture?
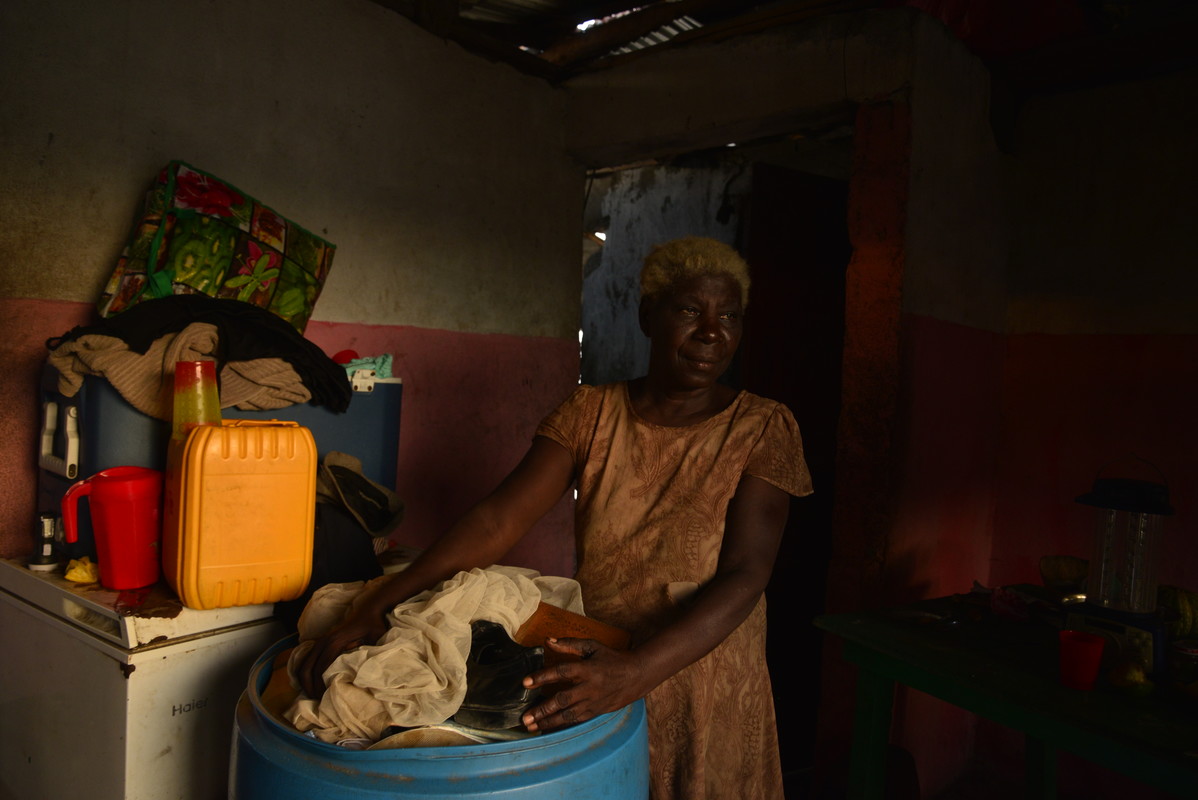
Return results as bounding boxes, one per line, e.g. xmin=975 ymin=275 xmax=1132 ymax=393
xmin=369 ymin=0 xmax=1198 ymax=89
xmin=370 ymin=1 xmax=862 ymax=78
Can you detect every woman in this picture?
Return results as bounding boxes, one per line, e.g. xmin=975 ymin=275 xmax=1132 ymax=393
xmin=298 ymin=236 xmax=812 ymax=799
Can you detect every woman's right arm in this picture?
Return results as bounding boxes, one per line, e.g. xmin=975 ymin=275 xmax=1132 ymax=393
xmin=296 ymin=435 xmax=576 ymax=698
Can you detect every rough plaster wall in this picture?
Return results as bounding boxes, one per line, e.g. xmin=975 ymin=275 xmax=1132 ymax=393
xmin=580 ymin=165 xmax=747 ymax=385
xmin=904 ymin=15 xmax=1007 ymax=332
xmin=1005 ymin=66 xmax=1198 ymax=335
xmin=882 ymin=20 xmax=1007 ymax=795
xmin=303 ymin=320 xmax=580 ymax=578
xmin=0 ymin=0 xmax=581 ymax=339
xmin=0 ymin=0 xmax=586 ymax=559
xmin=564 ymin=10 xmax=919 ymax=167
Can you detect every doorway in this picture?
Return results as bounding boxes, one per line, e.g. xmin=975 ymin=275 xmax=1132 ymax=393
xmin=580 ymin=134 xmax=852 ymax=797
xmin=741 ymin=162 xmax=849 ymax=797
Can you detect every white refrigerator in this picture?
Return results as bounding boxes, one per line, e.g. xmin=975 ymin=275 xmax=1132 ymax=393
xmin=0 ymin=558 xmax=284 ymax=800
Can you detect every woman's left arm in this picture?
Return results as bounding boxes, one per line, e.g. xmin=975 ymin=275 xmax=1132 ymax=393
xmin=521 ymin=473 xmax=791 ymax=732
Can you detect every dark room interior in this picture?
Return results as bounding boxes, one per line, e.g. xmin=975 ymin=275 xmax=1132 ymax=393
xmin=1 ymin=1 xmax=1196 ymax=798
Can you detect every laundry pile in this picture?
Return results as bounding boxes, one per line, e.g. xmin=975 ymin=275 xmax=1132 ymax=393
xmin=284 ymin=566 xmax=585 ymax=746
xmin=46 ymin=294 xmax=351 ymax=420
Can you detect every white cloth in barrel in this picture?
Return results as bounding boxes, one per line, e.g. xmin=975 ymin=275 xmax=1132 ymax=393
xmin=285 ymin=566 xmax=583 ymax=743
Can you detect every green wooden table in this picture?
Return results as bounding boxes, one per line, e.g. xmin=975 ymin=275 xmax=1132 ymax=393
xmin=816 ymin=599 xmax=1198 ymax=799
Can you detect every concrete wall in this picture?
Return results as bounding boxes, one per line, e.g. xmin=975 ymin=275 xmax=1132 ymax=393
xmin=0 ymin=0 xmax=583 ymax=573
xmin=0 ymin=0 xmax=580 ymax=337
xmin=976 ymin=67 xmax=1198 ymax=800
xmin=564 ymin=10 xmax=919 ymax=168
xmin=862 ymin=29 xmax=1198 ymax=799
xmin=880 ymin=21 xmax=1010 ymax=792
xmin=993 ymin=67 xmax=1198 ymax=585
xmin=905 ymin=18 xmax=1008 ymax=332
xmin=1005 ymin=68 xmax=1198 ymax=337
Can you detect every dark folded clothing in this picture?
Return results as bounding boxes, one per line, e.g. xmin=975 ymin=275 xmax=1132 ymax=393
xmin=48 ymin=295 xmax=351 ymax=412
xmin=274 ymin=502 xmax=384 ymax=632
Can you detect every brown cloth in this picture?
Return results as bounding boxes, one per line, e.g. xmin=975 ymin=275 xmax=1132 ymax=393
xmin=537 ymin=383 xmax=813 ymax=800
xmin=48 ymin=323 xmax=310 ymax=419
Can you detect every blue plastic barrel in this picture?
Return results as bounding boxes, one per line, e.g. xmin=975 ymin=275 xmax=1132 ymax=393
xmin=230 ymin=636 xmax=649 ymax=799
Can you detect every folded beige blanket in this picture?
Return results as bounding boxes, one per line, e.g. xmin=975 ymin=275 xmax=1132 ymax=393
xmin=48 ymin=322 xmax=311 ymax=420
xmin=285 ymin=566 xmax=584 ymax=744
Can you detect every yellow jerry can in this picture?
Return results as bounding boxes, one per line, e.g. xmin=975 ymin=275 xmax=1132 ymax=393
xmin=163 ymin=419 xmax=316 ymax=610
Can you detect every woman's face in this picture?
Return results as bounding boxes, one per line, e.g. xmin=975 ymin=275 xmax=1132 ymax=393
xmin=640 ymin=273 xmax=744 ymax=391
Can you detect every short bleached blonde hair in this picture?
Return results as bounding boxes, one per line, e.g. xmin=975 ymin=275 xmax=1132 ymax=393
xmin=640 ymin=236 xmax=751 ymax=308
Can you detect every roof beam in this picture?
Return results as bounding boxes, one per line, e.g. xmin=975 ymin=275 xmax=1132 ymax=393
xmin=370 ymin=0 xmax=566 ymax=79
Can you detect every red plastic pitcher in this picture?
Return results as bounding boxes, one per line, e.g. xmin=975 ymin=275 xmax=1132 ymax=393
xmin=61 ymin=466 xmax=164 ymax=590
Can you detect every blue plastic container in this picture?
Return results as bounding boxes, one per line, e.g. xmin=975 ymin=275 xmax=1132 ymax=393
xmin=230 ymin=637 xmax=649 ymax=799
xmin=38 ymin=366 xmax=401 ymax=561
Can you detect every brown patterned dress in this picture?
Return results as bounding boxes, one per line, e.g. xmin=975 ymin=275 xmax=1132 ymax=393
xmin=537 ymin=383 xmax=813 ymax=800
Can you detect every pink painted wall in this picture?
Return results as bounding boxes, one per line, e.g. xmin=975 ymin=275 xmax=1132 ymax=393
xmin=891 ymin=315 xmax=1004 ymax=603
xmin=992 ymin=332 xmax=1198 ymax=591
xmin=813 ymin=82 xmax=1198 ymax=796
xmin=0 ymin=299 xmax=580 ymax=580
xmin=304 ymin=320 xmax=579 ymax=577
xmin=834 ymin=317 xmax=1198 ymax=797
xmin=871 ymin=315 xmax=1005 ymax=795
xmin=969 ymin=330 xmax=1198 ymax=800
xmin=848 ymin=319 xmax=1198 ymax=798
xmin=0 ymin=298 xmax=95 ymax=557
xmin=817 ymin=98 xmax=917 ymax=786
xmin=824 ymin=100 xmax=911 ymax=617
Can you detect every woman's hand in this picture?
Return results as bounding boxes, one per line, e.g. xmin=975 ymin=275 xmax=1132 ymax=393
xmin=519 ymin=638 xmax=647 ymax=732
xmin=296 ymin=607 xmax=389 ymax=699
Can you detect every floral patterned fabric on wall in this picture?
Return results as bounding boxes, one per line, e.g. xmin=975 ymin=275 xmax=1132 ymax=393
xmin=98 ymin=161 xmax=335 ymax=333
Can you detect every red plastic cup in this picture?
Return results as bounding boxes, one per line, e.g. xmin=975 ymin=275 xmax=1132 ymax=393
xmin=1059 ymin=629 xmax=1106 ymax=690
xmin=61 ymin=466 xmax=164 ymax=590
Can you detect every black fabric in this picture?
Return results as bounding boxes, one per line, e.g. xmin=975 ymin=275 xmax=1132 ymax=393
xmin=274 ymin=502 xmax=384 ymax=632
xmin=325 ymin=463 xmax=401 ymax=533
xmin=47 ymin=295 xmax=351 ymax=412
xmin=453 ymin=620 xmax=545 ymax=730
